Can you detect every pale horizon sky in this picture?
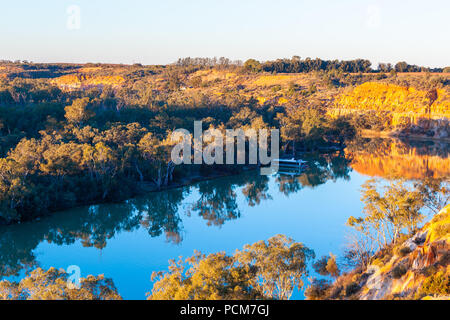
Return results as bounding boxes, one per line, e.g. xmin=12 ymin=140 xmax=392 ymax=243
xmin=1 ymin=0 xmax=449 ymax=68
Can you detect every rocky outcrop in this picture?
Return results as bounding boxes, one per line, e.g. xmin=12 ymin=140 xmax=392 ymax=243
xmin=330 ymin=82 xmax=450 ymax=140
xmin=356 ymin=205 xmax=449 ymax=300
xmin=333 ymin=82 xmax=450 ymax=118
xmin=51 ymin=73 xmax=125 ymax=90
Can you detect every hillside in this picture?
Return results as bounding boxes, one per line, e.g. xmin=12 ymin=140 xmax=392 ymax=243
xmin=320 ymin=205 xmax=450 ymax=300
xmin=1 ymin=62 xmax=449 ymax=140
xmin=51 ymin=74 xmax=125 ymax=90
xmin=334 ymin=82 xmax=450 ymax=118
xmin=331 ymin=81 xmax=450 ymax=139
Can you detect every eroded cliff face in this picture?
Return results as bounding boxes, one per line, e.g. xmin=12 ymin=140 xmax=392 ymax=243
xmin=51 ymin=73 xmax=125 ymax=90
xmin=330 ymin=82 xmax=450 ymax=139
xmin=333 ymin=82 xmax=450 ymax=118
xmin=335 ymin=205 xmax=449 ymax=300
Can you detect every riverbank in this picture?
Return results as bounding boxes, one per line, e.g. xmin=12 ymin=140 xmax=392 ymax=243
xmin=311 ymin=205 xmax=450 ymax=300
xmin=2 ymin=144 xmax=341 ymax=225
xmin=139 ymin=165 xmax=258 ymax=193
xmin=2 ymin=135 xmax=446 ymax=226
xmin=0 ymin=166 xmax=257 ymax=225
xmin=360 ymin=129 xmax=450 ymax=142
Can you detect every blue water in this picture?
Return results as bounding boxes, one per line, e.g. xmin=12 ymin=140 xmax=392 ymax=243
xmin=1 ymin=139 xmax=447 ymax=299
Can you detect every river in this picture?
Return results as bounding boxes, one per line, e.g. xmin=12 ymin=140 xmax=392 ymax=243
xmin=0 ymin=137 xmax=448 ymax=299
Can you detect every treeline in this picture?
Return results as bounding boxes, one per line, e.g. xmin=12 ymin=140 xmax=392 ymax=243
xmin=3 ymin=58 xmax=448 ymax=75
xmin=242 ymin=57 xmax=446 ymax=74
xmin=378 ymin=61 xmax=446 ymax=73
xmin=175 ymin=57 xmax=243 ymax=68
xmin=174 ymin=56 xmax=374 ymax=73
xmin=259 ymin=57 xmax=372 ymax=73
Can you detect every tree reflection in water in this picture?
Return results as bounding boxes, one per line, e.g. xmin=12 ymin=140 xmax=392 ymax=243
xmin=275 ymin=151 xmax=352 ymax=196
xmin=0 ymin=138 xmax=447 ymax=280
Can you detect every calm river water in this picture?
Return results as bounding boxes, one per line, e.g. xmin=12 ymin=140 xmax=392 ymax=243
xmin=1 ymin=138 xmax=448 ymax=299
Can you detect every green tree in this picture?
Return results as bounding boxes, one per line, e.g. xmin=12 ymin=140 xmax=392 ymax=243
xmin=325 ymin=254 xmax=340 ymax=278
xmin=313 ymin=255 xmax=330 ymax=276
xmin=414 ymin=178 xmax=449 ymax=214
xmin=64 ymin=98 xmax=95 ymax=126
xmin=236 ymin=234 xmax=315 ymax=300
xmin=347 ymin=179 xmax=425 ymax=249
xmin=148 ymin=251 xmax=261 ymax=300
xmin=149 ymin=235 xmax=314 ymax=300
xmin=312 ymin=254 xmax=340 ymax=278
xmin=244 ymin=59 xmax=262 ymax=73
xmin=0 ymin=267 xmax=121 ymax=300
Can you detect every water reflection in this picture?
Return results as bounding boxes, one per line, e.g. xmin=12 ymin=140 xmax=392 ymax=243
xmin=0 ymin=138 xmax=448 ymax=280
xmin=136 ymin=186 xmax=187 ymax=243
xmin=347 ymin=137 xmax=450 ymax=180
xmin=0 ymin=202 xmax=143 ymax=277
xmin=275 ymin=151 xmax=353 ymax=195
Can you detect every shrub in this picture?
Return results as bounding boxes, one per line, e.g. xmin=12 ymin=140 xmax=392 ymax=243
xmin=394 ymin=246 xmax=412 ymax=257
xmin=345 ymin=282 xmax=360 ymax=297
xmin=419 ymin=265 xmax=437 ymax=277
xmin=304 ymin=278 xmax=332 ymax=300
xmin=313 ymin=256 xmax=330 ymax=276
xmin=416 ymin=271 xmax=450 ymax=298
xmin=329 ymin=285 xmax=343 ymax=299
xmin=371 ymin=258 xmax=384 ymax=268
xmin=433 ymin=224 xmax=450 ymax=239
xmin=271 ymin=85 xmax=282 ymax=93
xmin=391 ymin=264 xmax=408 ymax=279
xmin=326 ymin=254 xmax=340 ymax=278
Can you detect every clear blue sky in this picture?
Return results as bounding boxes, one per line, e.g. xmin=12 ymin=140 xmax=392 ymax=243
xmin=1 ymin=0 xmax=449 ymax=67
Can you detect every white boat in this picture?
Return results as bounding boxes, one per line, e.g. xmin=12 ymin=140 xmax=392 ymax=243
xmin=272 ymin=158 xmax=308 ymax=168
xmin=276 ymin=167 xmax=304 ymax=176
